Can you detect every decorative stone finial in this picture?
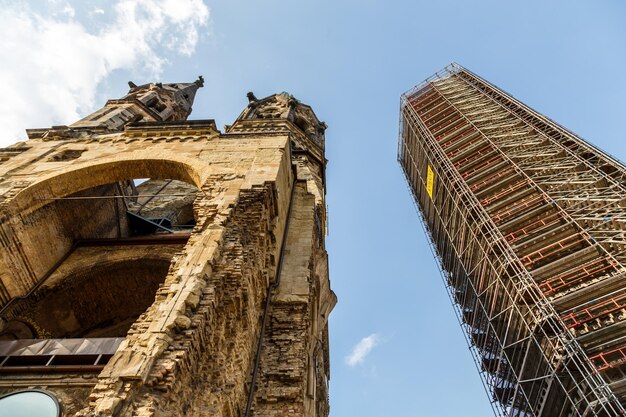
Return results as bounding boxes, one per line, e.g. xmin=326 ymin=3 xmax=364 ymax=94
xmin=247 ymin=92 xmax=258 ymax=103
xmin=195 ymin=76 xmax=204 ymax=88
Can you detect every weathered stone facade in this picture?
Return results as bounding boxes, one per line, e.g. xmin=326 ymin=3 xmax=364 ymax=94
xmin=0 ymin=81 xmax=335 ymax=416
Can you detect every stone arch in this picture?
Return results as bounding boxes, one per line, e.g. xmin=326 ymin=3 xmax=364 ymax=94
xmin=43 ymin=245 xmax=180 ymax=291
xmin=0 ymin=242 xmax=184 ymax=340
xmin=0 ymin=252 xmax=177 ymax=340
xmin=6 ymin=153 xmax=207 ymax=216
xmin=0 ymin=152 xmax=206 ymax=303
xmin=31 ymin=257 xmax=172 ymax=338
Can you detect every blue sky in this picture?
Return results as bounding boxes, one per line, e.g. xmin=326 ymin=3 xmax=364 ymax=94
xmin=2 ymin=1 xmax=626 ymax=416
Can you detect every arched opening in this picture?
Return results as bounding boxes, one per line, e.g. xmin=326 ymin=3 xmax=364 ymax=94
xmin=0 ymin=157 xmax=204 ymax=371
xmin=0 ymin=257 xmax=172 ymax=340
xmin=9 ymin=156 xmax=203 ymax=213
xmin=1 ymin=156 xmax=204 ymax=296
xmin=0 ymin=390 xmax=61 ymax=417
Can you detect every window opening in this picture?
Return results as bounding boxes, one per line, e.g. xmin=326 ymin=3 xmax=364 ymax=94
xmin=0 ymin=390 xmax=60 ymax=417
xmin=0 ymin=176 xmax=199 ymax=372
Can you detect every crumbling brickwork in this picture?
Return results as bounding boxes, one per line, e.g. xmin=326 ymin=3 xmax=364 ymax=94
xmin=0 ymin=83 xmax=335 ymax=417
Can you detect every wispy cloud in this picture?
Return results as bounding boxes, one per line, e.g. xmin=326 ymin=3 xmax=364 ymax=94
xmin=345 ymin=333 xmax=379 ymax=367
xmin=88 ymin=7 xmax=105 ymax=17
xmin=0 ymin=0 xmax=209 ymax=144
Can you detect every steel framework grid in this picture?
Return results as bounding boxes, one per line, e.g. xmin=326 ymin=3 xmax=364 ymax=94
xmin=398 ymin=63 xmax=626 ymax=417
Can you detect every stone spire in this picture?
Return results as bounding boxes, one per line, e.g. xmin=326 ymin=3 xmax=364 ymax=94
xmin=232 ymin=91 xmax=327 ymax=150
xmin=69 ymin=76 xmax=204 ymax=131
xmin=123 ymin=76 xmax=205 ymax=122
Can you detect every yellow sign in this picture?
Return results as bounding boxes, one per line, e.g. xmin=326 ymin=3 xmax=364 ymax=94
xmin=426 ymin=165 xmax=434 ymax=199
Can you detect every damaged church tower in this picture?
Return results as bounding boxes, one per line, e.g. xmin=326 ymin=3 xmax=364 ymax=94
xmin=399 ymin=63 xmax=626 ymax=417
xmin=0 ymin=79 xmax=335 ymax=417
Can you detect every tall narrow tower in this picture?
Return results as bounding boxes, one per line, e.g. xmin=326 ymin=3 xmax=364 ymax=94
xmin=0 ymin=82 xmax=335 ymax=417
xmin=399 ymin=63 xmax=626 ymax=417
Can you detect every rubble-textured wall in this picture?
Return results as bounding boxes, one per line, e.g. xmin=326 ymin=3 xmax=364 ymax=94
xmin=133 ymin=185 xmax=279 ymax=416
xmin=253 ymin=184 xmax=314 ymax=416
xmin=76 ymin=159 xmax=293 ymax=416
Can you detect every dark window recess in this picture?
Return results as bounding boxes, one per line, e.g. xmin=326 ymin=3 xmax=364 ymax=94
xmin=47 ymin=149 xmax=85 ymax=162
xmin=127 ymin=211 xmax=174 ymax=235
xmin=154 ymin=101 xmax=167 ymax=112
xmin=146 ymin=97 xmax=167 ymax=112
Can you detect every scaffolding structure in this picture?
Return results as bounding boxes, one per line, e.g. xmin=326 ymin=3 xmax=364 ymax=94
xmin=399 ymin=63 xmax=626 ymax=417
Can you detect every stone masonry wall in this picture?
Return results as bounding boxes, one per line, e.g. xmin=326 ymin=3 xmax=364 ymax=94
xmin=0 ymin=90 xmax=335 ymax=417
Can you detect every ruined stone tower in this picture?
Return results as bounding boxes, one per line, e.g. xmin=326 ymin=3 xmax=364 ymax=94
xmin=0 ymin=79 xmax=335 ymax=417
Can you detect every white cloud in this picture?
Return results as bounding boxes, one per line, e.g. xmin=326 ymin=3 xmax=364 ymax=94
xmin=345 ymin=333 xmax=379 ymax=367
xmin=0 ymin=0 xmax=209 ymax=145
xmin=89 ymin=8 xmax=105 ymax=17
xmin=47 ymin=0 xmax=76 ymax=18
